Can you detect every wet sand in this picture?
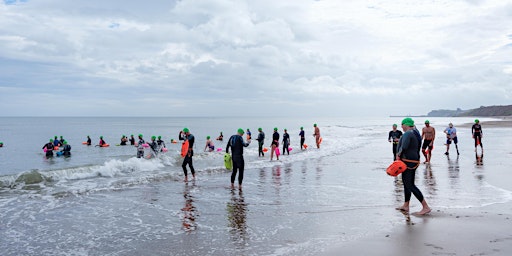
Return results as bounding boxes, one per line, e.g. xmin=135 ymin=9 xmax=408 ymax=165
xmin=326 ymin=121 xmax=512 ymax=255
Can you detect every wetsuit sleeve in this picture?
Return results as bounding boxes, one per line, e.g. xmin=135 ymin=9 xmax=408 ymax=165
xmin=388 ymin=131 xmax=392 ymax=141
xmin=226 ymin=135 xmax=233 ymax=153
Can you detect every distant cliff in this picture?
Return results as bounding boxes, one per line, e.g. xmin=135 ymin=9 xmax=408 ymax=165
xmin=427 ymin=105 xmax=512 ymax=117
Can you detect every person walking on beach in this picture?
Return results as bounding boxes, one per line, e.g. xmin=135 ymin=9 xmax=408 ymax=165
xmin=282 ymin=128 xmax=290 ymax=155
xmin=180 ymin=128 xmax=196 ymax=182
xmin=313 ymin=123 xmax=321 ymax=149
xmin=396 ymin=117 xmax=431 ymax=215
xmin=443 ymin=123 xmax=459 ymax=155
xmin=299 ymin=126 xmax=306 ymax=150
xmin=226 ymin=128 xmax=251 ymax=190
xmin=421 ymin=120 xmax=435 ymax=163
xmin=271 ymin=127 xmax=280 ymax=161
xmin=388 ymin=124 xmax=403 ymax=161
xmin=256 ymin=127 xmax=265 ymax=157
xmin=136 ymin=134 xmax=145 ymax=158
xmin=472 ymin=119 xmax=483 ymax=152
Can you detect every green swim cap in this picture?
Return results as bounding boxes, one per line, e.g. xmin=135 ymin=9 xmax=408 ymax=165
xmin=158 ymin=136 xmax=161 ymax=139
xmin=151 ymin=136 xmax=156 ymax=140
xmin=63 ymin=141 xmax=67 ymax=145
xmin=424 ymin=120 xmax=430 ymax=124
xmin=284 ymin=128 xmax=287 ymax=131
xmin=183 ymin=128 xmax=189 ymax=133
xmin=475 ymin=119 xmax=479 ymax=123
xmin=300 ymin=126 xmax=303 ymax=129
xmin=237 ymin=128 xmax=244 ymax=134
xmin=100 ymin=136 xmax=103 ymax=139
xmin=402 ymin=117 xmax=415 ymax=127
xmin=258 ymin=127 xmax=262 ymax=131
xmin=393 ymin=124 xmax=397 ymax=127
xmin=274 ymin=127 xmax=278 ymax=131
xmin=207 ymin=136 xmax=211 ymax=139
xmin=314 ymin=123 xmax=317 ymax=127
xmin=50 ymin=139 xmax=53 ymax=142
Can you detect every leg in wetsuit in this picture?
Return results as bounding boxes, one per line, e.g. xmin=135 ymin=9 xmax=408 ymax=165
xmin=300 ymin=137 xmax=305 ymax=150
xmin=282 ymin=142 xmax=289 ymax=155
xmin=392 ymin=143 xmax=398 ymax=161
xmin=258 ymin=141 xmax=264 ymax=157
xmin=182 ymin=153 xmax=195 ymax=177
xmin=231 ymin=156 xmax=244 ymax=186
xmin=401 ymin=164 xmax=424 ymax=204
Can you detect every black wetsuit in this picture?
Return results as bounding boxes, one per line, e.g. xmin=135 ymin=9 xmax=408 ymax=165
xmin=129 ymin=137 xmax=135 ymax=145
xmin=226 ymin=134 xmax=250 ymax=185
xmin=120 ymin=138 xmax=127 ymax=146
xmin=388 ymin=130 xmax=403 ymax=161
xmin=157 ymin=139 xmax=166 ymax=151
xmin=62 ymin=144 xmax=71 ymax=157
xmin=272 ymin=131 xmax=279 ymax=146
xmin=282 ymin=132 xmax=290 ymax=155
xmin=257 ymin=131 xmax=265 ymax=157
xmin=87 ymin=137 xmax=92 ymax=145
xmin=397 ymin=128 xmax=424 ymax=204
xmin=472 ymin=124 xmax=483 ymax=147
xmin=180 ymin=133 xmax=195 ymax=177
xmin=137 ymin=139 xmax=145 ymax=158
xmin=299 ymin=130 xmax=305 ymax=149
xmin=150 ymin=140 xmax=158 ymax=155
xmin=43 ymin=142 xmax=54 ymax=157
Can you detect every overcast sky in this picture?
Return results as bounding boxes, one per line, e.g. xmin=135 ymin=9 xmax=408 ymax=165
xmin=0 ymin=0 xmax=511 ymax=117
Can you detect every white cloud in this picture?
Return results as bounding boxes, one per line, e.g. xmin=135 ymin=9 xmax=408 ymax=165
xmin=0 ymin=0 xmax=511 ymax=117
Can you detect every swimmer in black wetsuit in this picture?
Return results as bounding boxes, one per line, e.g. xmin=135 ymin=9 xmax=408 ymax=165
xmin=120 ymin=135 xmax=128 ymax=146
xmin=299 ymin=127 xmax=305 ymax=150
xmin=216 ymin=132 xmax=223 ymax=141
xmin=271 ymin=127 xmax=279 ymax=161
xmin=226 ymin=128 xmax=251 ymax=190
xmin=472 ymin=119 xmax=483 ymax=152
xmin=61 ymin=141 xmax=71 ymax=157
xmin=129 ymin=134 xmax=135 ymax=145
xmin=180 ymin=128 xmax=195 ymax=182
xmin=256 ymin=127 xmax=265 ymax=157
xmin=282 ymin=128 xmax=290 ymax=155
xmin=157 ymin=136 xmax=166 ymax=151
xmin=388 ymin=124 xmax=403 ymax=161
xmin=86 ymin=135 xmax=92 ymax=145
xmin=43 ymin=139 xmax=54 ymax=158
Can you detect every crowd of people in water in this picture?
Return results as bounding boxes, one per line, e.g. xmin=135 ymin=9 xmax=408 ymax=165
xmin=388 ymin=118 xmax=484 ymax=216
xmin=31 ymin=124 xmax=323 ymax=189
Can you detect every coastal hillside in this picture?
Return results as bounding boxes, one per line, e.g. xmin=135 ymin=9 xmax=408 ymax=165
xmin=427 ymin=105 xmax=512 ymax=117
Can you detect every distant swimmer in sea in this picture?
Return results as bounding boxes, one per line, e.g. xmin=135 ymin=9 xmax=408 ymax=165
xmin=0 ymin=141 xmax=3 ymax=147
xmin=443 ymin=123 xmax=459 ymax=156
xmin=396 ymin=117 xmax=431 ymax=215
xmin=180 ymin=128 xmax=196 ymax=182
xmin=98 ymin=136 xmax=107 ymax=147
xmin=270 ymin=127 xmax=280 ymax=161
xmin=86 ymin=135 xmax=92 ymax=145
xmin=472 ymin=119 xmax=483 ymax=153
xmin=204 ymin=136 xmax=215 ymax=152
xmin=313 ymin=123 xmax=321 ymax=149
xmin=120 ymin=135 xmax=128 ymax=146
xmin=149 ymin=136 xmax=159 ymax=156
xmin=129 ymin=134 xmax=135 ymax=145
xmin=246 ymin=128 xmax=251 ymax=140
xmin=388 ymin=124 xmax=403 ymax=161
xmin=421 ymin=120 xmax=435 ymax=163
xmin=216 ymin=132 xmax=224 ymax=141
xmin=43 ymin=139 xmax=54 ymax=158
xmin=53 ymin=136 xmax=62 ymax=147
xmin=136 ymin=134 xmax=145 ymax=158
xmin=61 ymin=140 xmax=71 ymax=157
xmin=157 ymin=136 xmax=166 ymax=151
xmin=256 ymin=127 xmax=265 ymax=157
xmin=299 ymin=126 xmax=305 ymax=150
xmin=226 ymin=128 xmax=251 ymax=190
xmin=282 ymin=128 xmax=290 ymax=155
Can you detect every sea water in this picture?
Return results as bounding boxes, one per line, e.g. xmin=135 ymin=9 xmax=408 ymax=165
xmin=0 ymin=116 xmax=511 ymax=255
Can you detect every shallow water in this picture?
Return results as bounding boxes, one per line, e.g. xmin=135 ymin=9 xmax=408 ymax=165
xmin=0 ymin=116 xmax=510 ymax=255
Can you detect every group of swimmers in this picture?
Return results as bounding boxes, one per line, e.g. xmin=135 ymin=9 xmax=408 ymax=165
xmin=42 ymin=136 xmax=72 ymax=158
xmin=388 ymin=119 xmax=484 ymax=163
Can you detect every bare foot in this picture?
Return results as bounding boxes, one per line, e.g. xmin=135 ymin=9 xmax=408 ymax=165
xmin=184 ymin=177 xmax=188 ymax=182
xmin=415 ymin=207 xmax=432 ymax=215
xmin=395 ymin=207 xmax=409 ymax=212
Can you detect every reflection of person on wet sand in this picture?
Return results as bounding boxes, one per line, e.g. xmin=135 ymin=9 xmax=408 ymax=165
xmin=181 ymin=184 xmax=197 ymax=232
xmin=475 ymin=152 xmax=484 ymax=165
xmin=227 ymin=190 xmax=247 ymax=244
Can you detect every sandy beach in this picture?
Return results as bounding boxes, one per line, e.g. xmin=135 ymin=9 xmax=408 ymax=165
xmin=327 ymin=119 xmax=512 ymax=256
